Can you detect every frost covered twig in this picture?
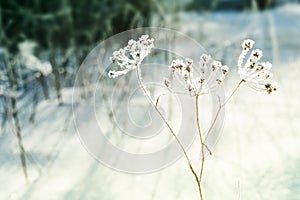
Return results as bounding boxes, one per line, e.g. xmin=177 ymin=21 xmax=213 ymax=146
xmin=168 ymin=55 xmax=229 ymax=96
xmin=108 ymin=35 xmax=154 ymax=78
xmin=19 ymin=41 xmax=52 ymax=100
xmin=204 ymin=39 xmax=278 ymax=145
xmin=108 ymin=34 xmax=203 ymax=199
xmin=168 ymin=54 xmax=230 ymax=198
xmin=238 ymin=39 xmax=278 ymax=94
xmin=108 ymin=35 xmax=278 ymax=200
xmin=19 ymin=41 xmax=52 ymax=76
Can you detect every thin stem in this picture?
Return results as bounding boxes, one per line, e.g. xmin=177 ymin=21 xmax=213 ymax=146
xmin=204 ymin=80 xmax=244 ymax=143
xmin=196 ymin=176 xmax=203 ymax=200
xmin=136 ymin=66 xmax=203 ymax=200
xmin=223 ymin=79 xmax=244 ymax=107
xmin=195 ymin=95 xmax=204 ymax=144
xmin=199 ymin=143 xmax=205 ymax=182
xmin=204 ymin=143 xmax=212 ymax=155
xmin=136 ymin=66 xmax=184 ymax=157
xmin=195 ymin=95 xmax=205 ymax=183
xmin=204 ymin=96 xmax=222 ymax=143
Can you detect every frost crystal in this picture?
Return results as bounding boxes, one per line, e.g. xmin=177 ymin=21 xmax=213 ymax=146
xmin=108 ymin=34 xmax=154 ymax=78
xmin=169 ymin=55 xmax=229 ymax=95
xmin=238 ymin=39 xmax=277 ymax=94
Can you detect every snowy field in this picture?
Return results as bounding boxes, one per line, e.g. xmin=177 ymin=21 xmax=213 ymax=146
xmin=1 ymin=3 xmax=300 ymax=200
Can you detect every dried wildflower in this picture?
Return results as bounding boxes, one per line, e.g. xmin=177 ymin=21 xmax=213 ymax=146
xmin=221 ymin=65 xmax=229 ymax=75
xmin=169 ymin=54 xmax=229 ymax=95
xmin=108 ymin=34 xmax=154 ymax=78
xmin=238 ymin=39 xmax=277 ymax=94
xmin=108 ymin=69 xmax=129 ymax=78
xmin=238 ymin=39 xmax=255 ymax=69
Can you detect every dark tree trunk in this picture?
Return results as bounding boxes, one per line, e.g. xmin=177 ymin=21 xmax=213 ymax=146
xmin=4 ymin=53 xmax=29 ymax=183
xmin=29 ymin=89 xmax=39 ymax=123
xmin=50 ymin=54 xmax=63 ymax=105
xmin=38 ymin=74 xmax=49 ymax=100
xmin=11 ymin=97 xmax=29 ymax=183
xmin=1 ymin=97 xmax=8 ymax=134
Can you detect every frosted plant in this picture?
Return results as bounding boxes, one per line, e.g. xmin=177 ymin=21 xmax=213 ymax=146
xmin=108 ymin=34 xmax=154 ymax=78
xmin=169 ymin=55 xmax=229 ymax=95
xmin=238 ymin=39 xmax=278 ymax=94
xmin=108 ymin=36 xmax=278 ymax=200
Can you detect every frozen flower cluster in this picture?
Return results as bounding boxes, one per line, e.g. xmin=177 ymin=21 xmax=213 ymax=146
xmin=169 ymin=54 xmax=229 ymax=95
xmin=238 ymin=39 xmax=277 ymax=94
xmin=108 ymin=34 xmax=154 ymax=78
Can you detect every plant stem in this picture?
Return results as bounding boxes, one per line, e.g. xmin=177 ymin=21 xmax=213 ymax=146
xmin=203 ymin=96 xmax=222 ymax=143
xmin=204 ymin=80 xmax=244 ymax=143
xmin=196 ymin=95 xmax=205 ymax=200
xmin=196 ymin=80 xmax=245 ymax=199
xmin=136 ymin=66 xmax=202 ymax=199
xmin=222 ymin=80 xmax=244 ymax=107
xmin=195 ymin=95 xmax=204 ymax=145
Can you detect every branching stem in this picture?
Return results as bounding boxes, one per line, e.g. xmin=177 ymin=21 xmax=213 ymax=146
xmin=195 ymin=95 xmax=205 ymax=200
xmin=204 ymin=80 xmax=244 ymax=143
xmin=136 ymin=66 xmax=244 ymax=200
xmin=136 ymin=66 xmax=203 ymax=199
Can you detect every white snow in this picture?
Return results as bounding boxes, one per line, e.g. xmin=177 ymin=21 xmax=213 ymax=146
xmin=1 ymin=4 xmax=300 ymax=200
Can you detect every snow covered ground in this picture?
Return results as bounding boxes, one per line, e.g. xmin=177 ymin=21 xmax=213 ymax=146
xmin=1 ymin=3 xmax=300 ymax=200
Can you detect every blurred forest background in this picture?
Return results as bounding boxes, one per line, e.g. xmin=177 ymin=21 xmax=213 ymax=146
xmin=1 ymin=0 xmax=300 ymax=199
